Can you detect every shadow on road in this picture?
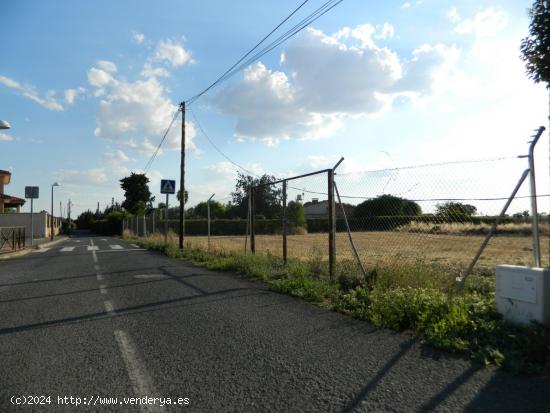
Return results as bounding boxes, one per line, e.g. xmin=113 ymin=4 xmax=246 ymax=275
xmin=340 ymin=338 xmax=416 ymax=413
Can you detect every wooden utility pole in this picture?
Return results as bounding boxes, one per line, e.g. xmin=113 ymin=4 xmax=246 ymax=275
xmin=179 ymin=101 xmax=186 ymax=250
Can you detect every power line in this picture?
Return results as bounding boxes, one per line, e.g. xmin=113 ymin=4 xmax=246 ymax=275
xmin=190 ymin=107 xmax=261 ymax=177
xmin=143 ymin=109 xmax=181 ymax=173
xmin=186 ymin=0 xmax=310 ymax=105
xmin=187 ymin=0 xmax=344 ymax=105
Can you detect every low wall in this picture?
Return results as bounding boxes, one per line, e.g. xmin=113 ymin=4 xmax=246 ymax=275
xmin=0 ymin=212 xmax=61 ymax=239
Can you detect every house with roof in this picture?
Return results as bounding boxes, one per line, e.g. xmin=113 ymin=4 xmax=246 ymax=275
xmin=0 ymin=170 xmax=61 ymax=239
xmin=0 ymin=170 xmax=25 ymax=213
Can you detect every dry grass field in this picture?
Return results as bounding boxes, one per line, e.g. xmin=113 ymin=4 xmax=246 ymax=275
xmin=184 ymin=231 xmax=549 ymax=271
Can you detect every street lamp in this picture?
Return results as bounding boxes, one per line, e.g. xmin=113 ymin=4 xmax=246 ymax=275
xmin=51 ymin=182 xmax=60 ymax=240
xmin=0 ymin=120 xmax=11 ymax=130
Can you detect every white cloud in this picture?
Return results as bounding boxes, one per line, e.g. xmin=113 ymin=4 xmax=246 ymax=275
xmin=64 ymin=87 xmax=86 ymax=104
xmin=103 ymin=149 xmax=130 ymax=164
xmin=87 ymin=67 xmax=117 ymax=88
xmin=214 ymin=26 xmax=455 ymax=144
xmin=375 ymin=23 xmax=395 ymax=39
xmin=141 ymin=63 xmax=170 ymax=78
xmin=154 ymin=39 xmax=193 ymax=67
xmin=0 ymin=74 xmax=64 ymax=111
xmin=133 ymin=31 xmax=145 ymax=45
xmin=0 ymin=132 xmax=13 ymax=142
xmin=394 ymin=43 xmax=461 ymax=97
xmin=401 ymin=2 xmax=411 ymax=9
xmin=89 ymin=65 xmax=197 ymax=158
xmin=96 ymin=60 xmax=117 ymax=73
xmin=454 ymin=8 xmax=508 ymax=37
xmin=447 ymin=7 xmax=460 ymax=23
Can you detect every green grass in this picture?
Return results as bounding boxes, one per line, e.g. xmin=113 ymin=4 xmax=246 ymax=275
xmin=125 ymin=233 xmax=550 ymax=375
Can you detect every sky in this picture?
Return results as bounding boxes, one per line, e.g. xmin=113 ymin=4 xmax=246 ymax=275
xmin=0 ymin=0 xmax=548 ymax=217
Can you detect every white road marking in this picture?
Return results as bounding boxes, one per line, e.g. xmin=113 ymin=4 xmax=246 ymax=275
xmin=98 ymin=249 xmax=146 ymax=253
xmin=32 ymin=248 xmax=50 ymax=253
xmin=96 ymin=274 xmax=104 ymax=281
xmin=74 ymin=240 xmax=81 ymax=243
xmin=60 ymin=246 xmax=75 ymax=252
xmin=114 ymin=330 xmax=166 ymax=413
xmin=87 ymin=246 xmax=99 ymax=251
xmin=130 ymin=244 xmax=140 ymax=248
xmin=99 ymin=284 xmax=107 ymax=295
xmin=104 ymin=300 xmax=115 ymax=315
xmin=109 ymin=244 xmax=123 ymax=250
xmin=101 ymin=238 xmax=107 ymax=241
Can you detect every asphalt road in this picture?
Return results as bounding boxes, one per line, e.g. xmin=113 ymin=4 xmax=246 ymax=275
xmin=0 ymin=234 xmax=549 ymax=412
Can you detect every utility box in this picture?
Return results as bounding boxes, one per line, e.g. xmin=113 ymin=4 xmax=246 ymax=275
xmin=495 ymin=265 xmax=550 ymax=327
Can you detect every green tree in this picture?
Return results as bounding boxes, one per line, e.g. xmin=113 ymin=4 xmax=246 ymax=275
xmin=176 ymin=190 xmax=189 ymax=205
xmin=231 ymin=172 xmax=282 ymax=218
xmin=191 ymin=200 xmax=226 ymax=218
xmin=521 ymin=1 xmax=550 ymax=85
xmin=354 ymin=195 xmax=421 ymax=217
xmin=76 ymin=210 xmax=95 ymax=229
xmin=436 ymin=202 xmax=477 ymax=219
xmin=120 ymin=173 xmax=154 ymax=215
xmin=286 ymin=201 xmax=306 ymax=228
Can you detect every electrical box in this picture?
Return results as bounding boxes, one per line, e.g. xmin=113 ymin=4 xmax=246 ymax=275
xmin=495 ymin=265 xmax=550 ymax=327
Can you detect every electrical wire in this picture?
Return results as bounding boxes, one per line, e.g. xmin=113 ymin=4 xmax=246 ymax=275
xmin=186 ymin=0 xmax=310 ymax=105
xmin=186 ymin=0 xmax=344 ymax=105
xmin=143 ymin=109 xmax=181 ymax=173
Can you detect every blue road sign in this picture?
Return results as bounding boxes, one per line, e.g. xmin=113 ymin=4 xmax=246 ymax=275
xmin=160 ymin=179 xmax=176 ymax=194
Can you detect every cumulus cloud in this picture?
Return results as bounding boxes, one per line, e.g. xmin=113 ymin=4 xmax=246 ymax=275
xmin=0 ymin=74 xmax=64 ymax=111
xmin=154 ymin=39 xmax=193 ymax=67
xmin=141 ymin=63 xmax=170 ymax=78
xmin=64 ymin=87 xmax=86 ymax=104
xmin=96 ymin=60 xmax=117 ymax=73
xmin=133 ymin=31 xmax=145 ymax=45
xmin=213 ymin=26 xmax=457 ymax=144
xmin=88 ymin=64 xmax=197 ymax=157
xmin=0 ymin=132 xmax=13 ymax=142
xmin=103 ymin=149 xmax=130 ymax=164
xmin=454 ymin=8 xmax=508 ymax=37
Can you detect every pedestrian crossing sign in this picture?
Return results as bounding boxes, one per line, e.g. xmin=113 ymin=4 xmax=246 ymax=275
xmin=160 ymin=179 xmax=176 ymax=194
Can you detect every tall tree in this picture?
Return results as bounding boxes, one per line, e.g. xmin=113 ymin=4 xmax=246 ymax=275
xmin=231 ymin=172 xmax=282 ymax=218
xmin=176 ymin=190 xmax=189 ymax=205
xmin=521 ymin=1 xmax=550 ymax=86
xmin=354 ymin=195 xmax=421 ymax=217
xmin=436 ymin=202 xmax=477 ymax=218
xmin=120 ymin=173 xmax=154 ymax=215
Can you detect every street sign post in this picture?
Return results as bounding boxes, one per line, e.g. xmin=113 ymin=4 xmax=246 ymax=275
xmin=25 ymin=186 xmax=39 ymax=245
xmin=160 ymin=180 xmax=176 ymax=244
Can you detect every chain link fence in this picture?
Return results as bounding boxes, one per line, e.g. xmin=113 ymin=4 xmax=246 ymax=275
xmin=123 ymin=126 xmax=548 ymax=280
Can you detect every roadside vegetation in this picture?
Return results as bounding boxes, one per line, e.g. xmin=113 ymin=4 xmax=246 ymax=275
xmin=124 ymin=230 xmax=550 ymax=375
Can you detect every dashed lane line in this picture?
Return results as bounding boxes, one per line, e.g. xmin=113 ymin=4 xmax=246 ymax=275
xmin=109 ymin=245 xmax=124 ymax=250
xmin=114 ymin=330 xmax=166 ymax=413
xmin=60 ymin=246 xmax=75 ymax=252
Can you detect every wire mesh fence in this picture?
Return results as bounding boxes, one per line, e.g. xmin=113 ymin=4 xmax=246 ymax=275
xmin=123 ymin=126 xmax=549 ymax=281
xmin=335 ymin=156 xmax=549 ymax=276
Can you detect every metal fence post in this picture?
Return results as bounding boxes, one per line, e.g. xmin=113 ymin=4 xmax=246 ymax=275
xmin=143 ymin=215 xmax=147 ymax=238
xmin=207 ymin=193 xmax=215 ymax=252
xmin=528 ymin=126 xmax=545 ymax=267
xmin=282 ymin=180 xmax=287 ymax=263
xmin=328 ymin=170 xmax=336 ymax=279
xmin=250 ymin=187 xmax=256 ymax=254
xmin=152 ymin=211 xmax=155 ymax=233
xmin=463 ymin=168 xmax=531 ymax=280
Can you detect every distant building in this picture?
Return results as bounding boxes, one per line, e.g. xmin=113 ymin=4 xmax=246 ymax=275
xmin=0 ymin=169 xmax=61 ymax=239
xmin=303 ymin=198 xmax=356 ymax=219
xmin=0 ymin=170 xmax=25 ymax=213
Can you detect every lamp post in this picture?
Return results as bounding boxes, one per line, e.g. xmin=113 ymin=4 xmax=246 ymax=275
xmin=51 ymin=182 xmax=60 ymax=240
xmin=0 ymin=120 xmax=11 ymax=130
